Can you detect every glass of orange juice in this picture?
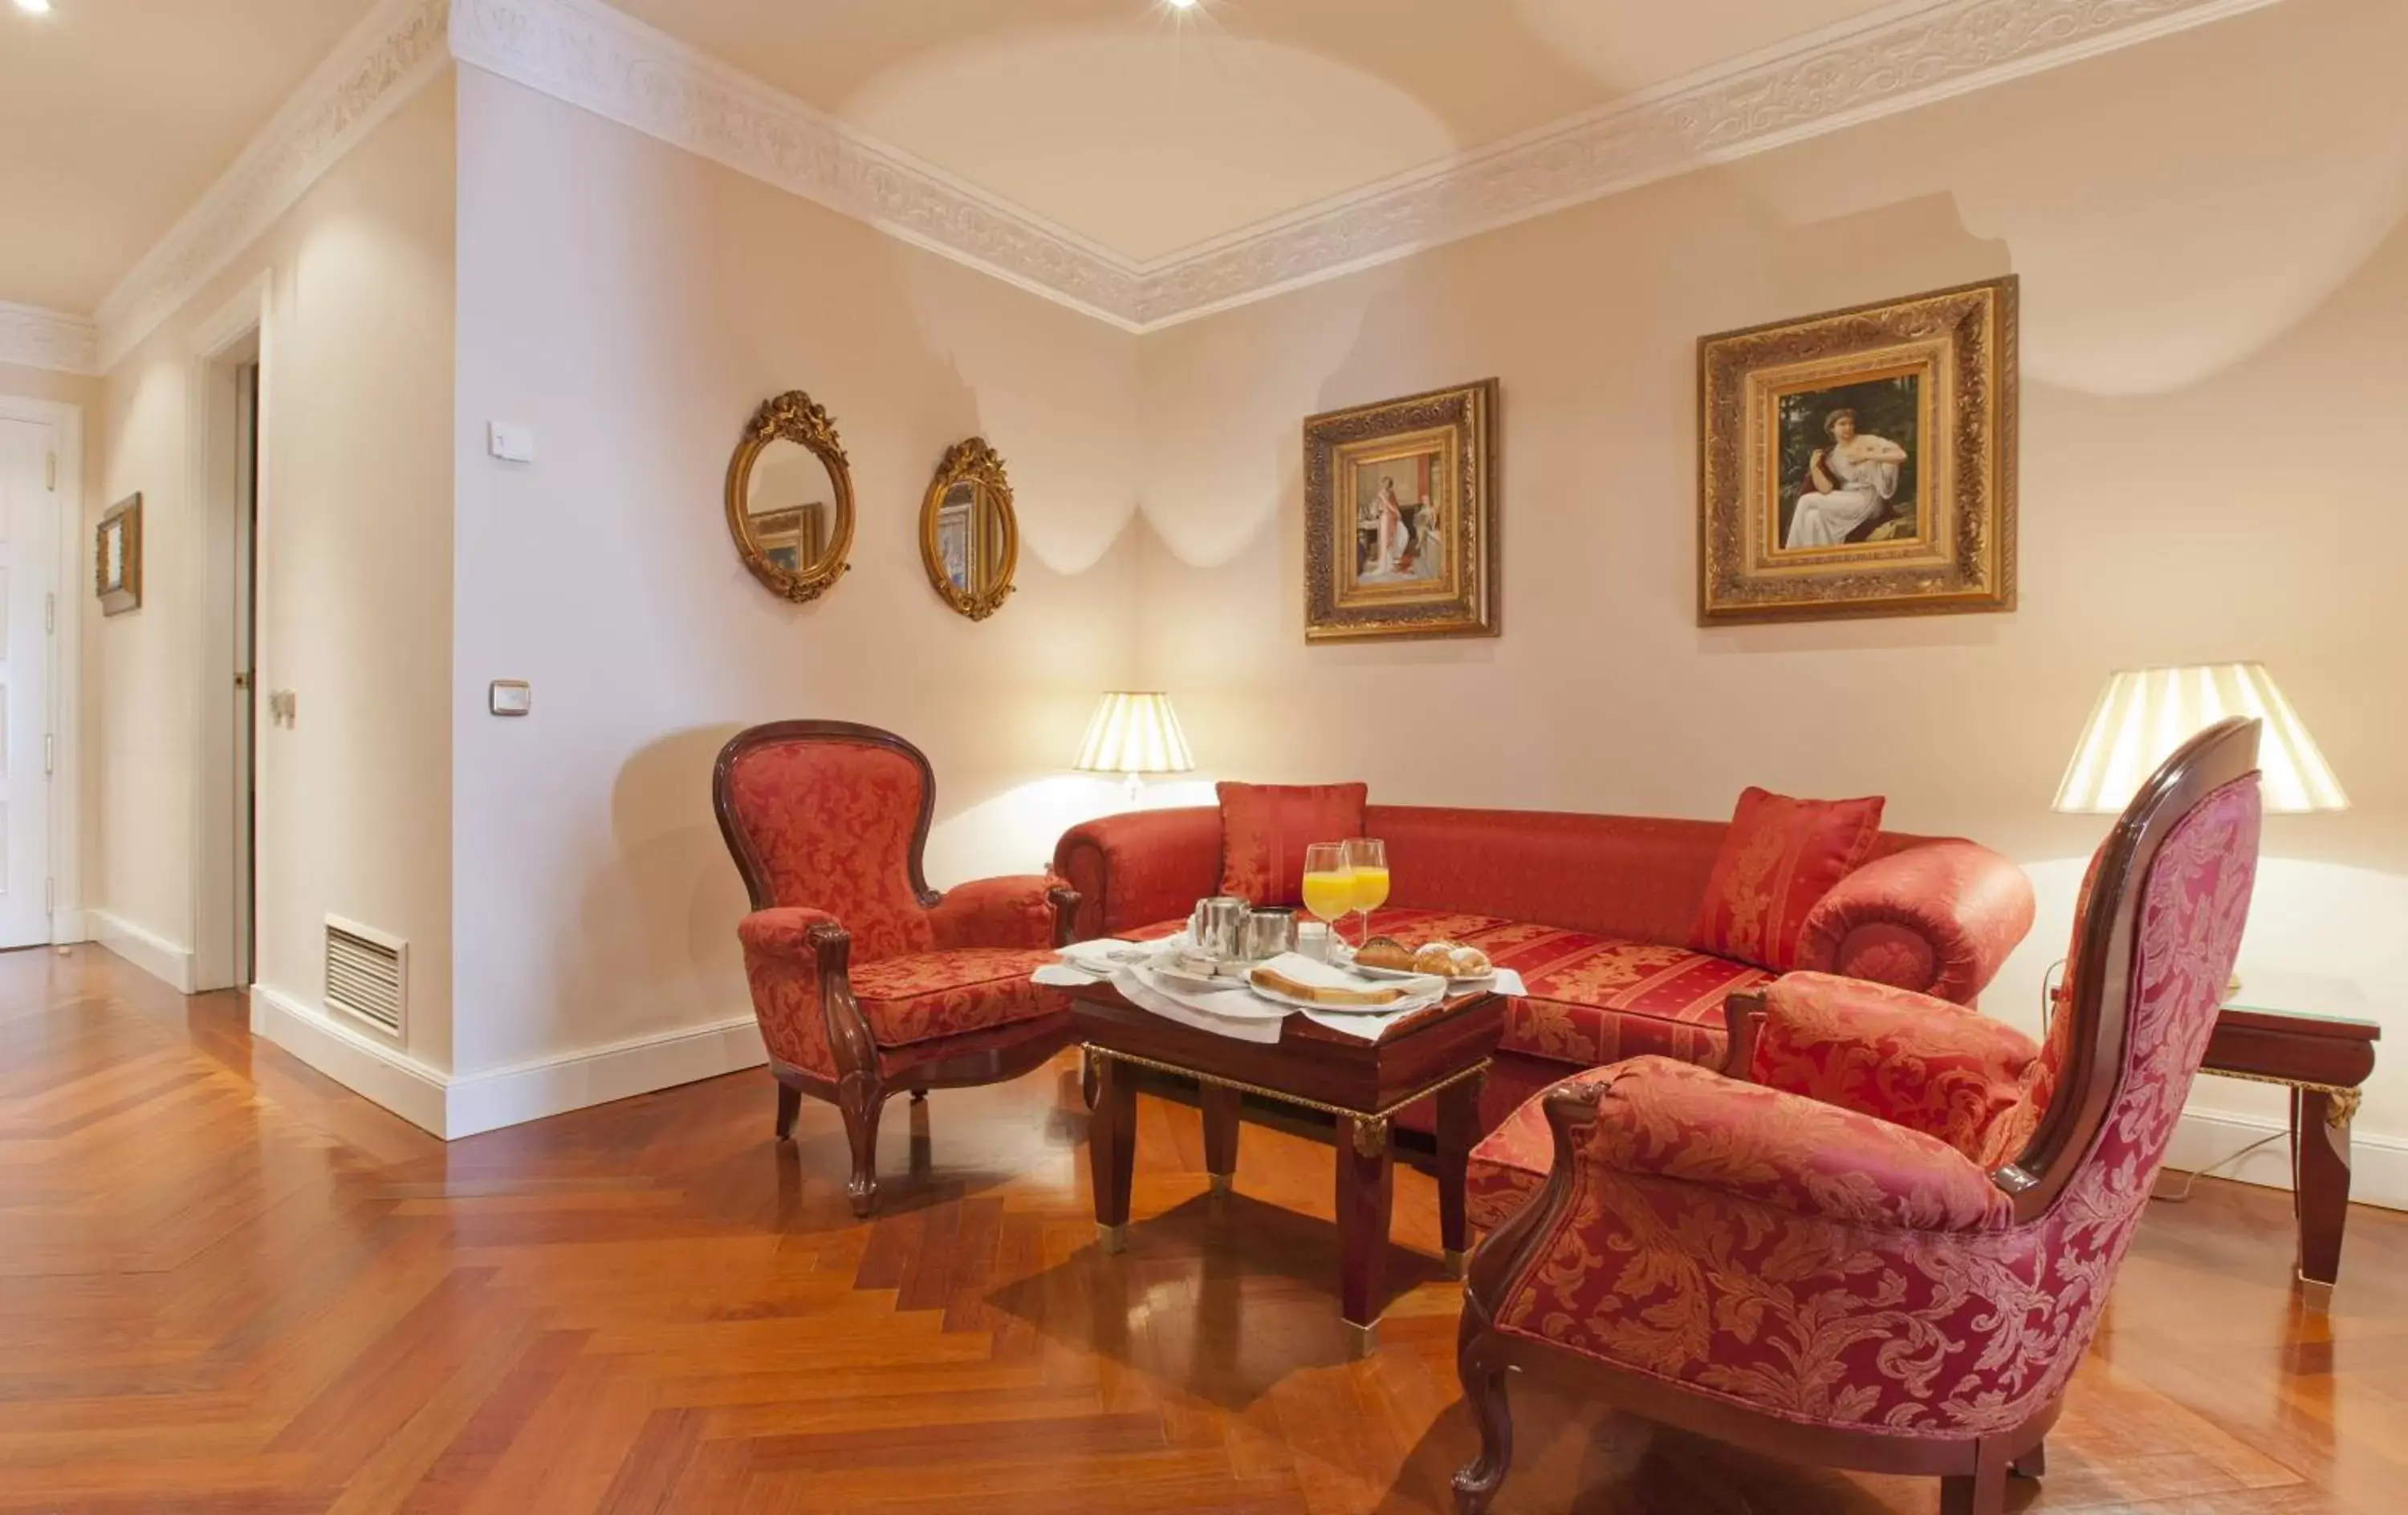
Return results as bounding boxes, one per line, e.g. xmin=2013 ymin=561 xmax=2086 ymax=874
xmin=1300 ymin=843 xmax=1355 ymax=947
xmin=1344 ymin=837 xmax=1389 ymax=948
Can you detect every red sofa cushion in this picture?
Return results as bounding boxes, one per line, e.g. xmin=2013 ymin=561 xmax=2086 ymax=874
xmin=1689 ymin=787 xmax=1885 ymax=972
xmin=1215 ymin=781 xmax=1368 ymax=907
xmin=1489 ymin=928 xmax=1770 ymax=1067
xmin=849 ymin=948 xmax=1063 ymax=1048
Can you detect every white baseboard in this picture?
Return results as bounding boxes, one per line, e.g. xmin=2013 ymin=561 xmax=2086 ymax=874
xmin=250 ymin=981 xmax=764 ymax=1140
xmin=2166 ymin=1107 xmax=2408 ymax=1212
xmin=91 ymin=910 xmax=197 ymax=993
xmin=251 ymin=983 xmax=450 ymax=1135
xmin=445 ymin=1016 xmax=767 ymax=1139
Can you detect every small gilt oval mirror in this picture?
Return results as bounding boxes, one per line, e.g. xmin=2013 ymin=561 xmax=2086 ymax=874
xmin=726 ymin=390 xmax=856 ymax=603
xmin=919 ymin=437 xmax=1018 ymax=620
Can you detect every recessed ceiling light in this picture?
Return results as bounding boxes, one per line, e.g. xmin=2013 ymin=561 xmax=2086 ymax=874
xmin=1165 ymin=0 xmax=1198 ymax=10
xmin=14 ymin=0 xmax=55 ymax=15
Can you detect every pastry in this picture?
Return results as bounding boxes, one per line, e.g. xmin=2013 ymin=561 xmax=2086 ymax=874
xmin=1412 ymin=942 xmax=1462 ymax=977
xmin=1353 ymin=936 xmax=1415 ymax=971
xmin=1248 ymin=966 xmax=1405 ymax=1007
xmin=1448 ymin=945 xmax=1493 ymax=978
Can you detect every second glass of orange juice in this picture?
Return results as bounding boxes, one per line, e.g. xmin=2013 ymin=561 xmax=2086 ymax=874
xmin=1344 ymin=837 xmax=1389 ymax=948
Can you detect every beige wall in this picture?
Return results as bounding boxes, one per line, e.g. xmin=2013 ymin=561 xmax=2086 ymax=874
xmin=92 ymin=76 xmax=456 ymax=1066
xmin=449 ymin=70 xmax=1141 ymax=1077
xmin=1134 ymin=0 xmax=2408 ymax=1146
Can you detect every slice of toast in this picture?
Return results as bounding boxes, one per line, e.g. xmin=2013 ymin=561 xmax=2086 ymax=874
xmin=1247 ymin=967 xmax=1405 ymax=1007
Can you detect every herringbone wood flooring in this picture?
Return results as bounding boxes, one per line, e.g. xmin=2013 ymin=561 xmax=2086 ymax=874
xmin=5 ymin=946 xmax=2406 ymax=1513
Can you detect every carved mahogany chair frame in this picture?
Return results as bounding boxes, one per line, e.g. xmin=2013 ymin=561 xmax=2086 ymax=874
xmin=1454 ymin=717 xmax=2263 ymax=1515
xmin=713 ymin=720 xmax=1080 ymax=1216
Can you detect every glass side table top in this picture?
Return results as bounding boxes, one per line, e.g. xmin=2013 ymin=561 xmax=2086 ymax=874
xmin=2221 ymin=967 xmax=2378 ymax=1030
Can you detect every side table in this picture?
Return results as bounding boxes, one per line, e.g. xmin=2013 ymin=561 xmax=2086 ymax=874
xmin=2194 ymin=978 xmax=2380 ymax=1290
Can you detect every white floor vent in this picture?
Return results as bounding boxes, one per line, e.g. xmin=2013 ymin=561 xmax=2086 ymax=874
xmin=325 ymin=916 xmax=408 ymax=1038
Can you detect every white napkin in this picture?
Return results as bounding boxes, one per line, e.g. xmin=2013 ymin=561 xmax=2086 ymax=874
xmin=1112 ymin=965 xmax=1288 ymax=1044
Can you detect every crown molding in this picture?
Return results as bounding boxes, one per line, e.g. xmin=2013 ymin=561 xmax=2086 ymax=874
xmin=0 ymin=302 xmax=99 ymax=376
xmin=72 ymin=0 xmax=2275 ymax=364
xmin=447 ymin=0 xmax=1147 ymax=330
xmin=1130 ymin=0 xmax=2284 ymax=327
xmin=92 ymin=0 xmax=453 ymax=372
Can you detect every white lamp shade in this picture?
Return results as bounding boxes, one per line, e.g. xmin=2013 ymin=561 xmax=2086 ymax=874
xmin=2052 ymin=662 xmax=2346 ymax=814
xmin=1073 ymin=692 xmax=1194 ymax=776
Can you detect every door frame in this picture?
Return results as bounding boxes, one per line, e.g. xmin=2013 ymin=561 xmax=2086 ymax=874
xmin=0 ymin=393 xmax=84 ymax=946
xmin=190 ymin=275 xmax=270 ymax=993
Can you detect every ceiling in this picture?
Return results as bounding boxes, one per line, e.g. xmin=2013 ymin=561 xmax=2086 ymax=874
xmin=605 ymin=0 xmax=1902 ymax=266
xmin=0 ymin=0 xmax=382 ymax=315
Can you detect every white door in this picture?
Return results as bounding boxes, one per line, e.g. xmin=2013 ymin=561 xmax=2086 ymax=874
xmin=0 ymin=419 xmax=57 ymax=948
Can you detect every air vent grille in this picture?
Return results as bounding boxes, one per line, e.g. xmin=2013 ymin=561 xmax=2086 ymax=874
xmin=325 ymin=917 xmax=406 ymax=1037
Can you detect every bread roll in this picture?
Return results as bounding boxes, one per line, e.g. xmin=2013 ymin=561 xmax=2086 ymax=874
xmin=1247 ymin=967 xmax=1405 ymax=1007
xmin=1354 ymin=936 xmax=1415 ymax=971
xmin=1413 ymin=943 xmax=1460 ymax=977
xmin=1449 ymin=946 xmax=1493 ymax=978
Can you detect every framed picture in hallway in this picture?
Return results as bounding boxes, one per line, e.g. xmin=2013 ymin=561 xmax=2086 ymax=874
xmin=96 ymin=493 xmax=142 ymax=616
xmin=1302 ymin=378 xmax=1499 ymax=642
xmin=1698 ymin=276 xmax=2017 ymax=623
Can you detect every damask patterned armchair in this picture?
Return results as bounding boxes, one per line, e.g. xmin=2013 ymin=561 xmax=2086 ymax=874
xmin=1454 ymin=719 xmax=2264 ymax=1515
xmin=714 ymin=721 xmax=1079 ymax=1216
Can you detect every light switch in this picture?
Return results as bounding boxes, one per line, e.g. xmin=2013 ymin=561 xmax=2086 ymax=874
xmin=489 ymin=680 xmax=532 ymax=717
xmin=486 ymin=422 xmax=535 ymax=464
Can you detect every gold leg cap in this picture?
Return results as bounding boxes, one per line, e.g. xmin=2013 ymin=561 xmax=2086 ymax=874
xmin=1096 ymin=1223 xmax=1128 ymax=1255
xmin=1344 ymin=1319 xmax=1379 ymax=1357
xmin=1207 ymin=1173 xmax=1234 ymax=1196
xmin=1444 ymin=1249 xmax=1469 ymax=1278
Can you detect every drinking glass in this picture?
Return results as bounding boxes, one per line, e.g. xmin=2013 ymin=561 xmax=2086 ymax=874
xmin=1344 ymin=837 xmax=1389 ymax=948
xmin=1300 ymin=843 xmax=1355 ymax=949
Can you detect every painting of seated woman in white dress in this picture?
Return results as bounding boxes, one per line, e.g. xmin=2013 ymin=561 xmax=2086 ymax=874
xmin=1776 ymin=375 xmax=1921 ymax=551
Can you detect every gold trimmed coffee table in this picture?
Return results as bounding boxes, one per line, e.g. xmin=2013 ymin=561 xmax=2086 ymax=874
xmin=1065 ymin=978 xmax=1505 ymax=1350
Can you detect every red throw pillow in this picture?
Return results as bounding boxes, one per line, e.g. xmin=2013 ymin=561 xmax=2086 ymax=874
xmin=1690 ymin=787 xmax=1885 ymax=972
xmin=1217 ymin=782 xmax=1369 ymax=907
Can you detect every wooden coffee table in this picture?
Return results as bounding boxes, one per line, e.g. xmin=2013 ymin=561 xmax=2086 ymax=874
xmin=1066 ymin=977 xmax=1505 ymax=1349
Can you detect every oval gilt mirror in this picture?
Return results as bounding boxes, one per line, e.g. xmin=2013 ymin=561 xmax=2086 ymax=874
xmin=727 ymin=390 xmax=856 ymax=603
xmin=919 ymin=437 xmax=1018 ymax=620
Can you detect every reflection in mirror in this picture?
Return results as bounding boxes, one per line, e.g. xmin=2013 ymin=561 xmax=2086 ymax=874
xmin=726 ymin=391 xmax=856 ymax=603
xmin=921 ymin=438 xmax=1018 ymax=620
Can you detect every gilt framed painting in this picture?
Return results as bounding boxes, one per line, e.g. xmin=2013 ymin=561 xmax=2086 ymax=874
xmin=96 ymin=493 xmax=142 ymax=616
xmin=1698 ymin=277 xmax=2016 ymax=624
xmin=1303 ymin=379 xmax=1499 ymax=642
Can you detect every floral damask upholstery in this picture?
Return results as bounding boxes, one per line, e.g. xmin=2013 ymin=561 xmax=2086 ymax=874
xmin=1215 ymin=781 xmax=1369 ymax=906
xmin=848 ymin=948 xmax=1063 ymax=1048
xmin=1689 ymin=788 xmax=1885 ymax=972
xmin=1794 ymin=840 xmax=2037 ymax=1005
xmin=1479 ymin=772 xmax=2262 ymax=1444
xmin=719 ymin=723 xmax=1080 ymax=1216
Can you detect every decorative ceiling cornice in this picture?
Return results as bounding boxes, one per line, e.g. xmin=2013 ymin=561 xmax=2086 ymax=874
xmin=1131 ymin=0 xmax=2284 ymax=327
xmin=0 ymin=302 xmax=99 ymax=376
xmin=92 ymin=0 xmax=453 ymax=372
xmin=447 ymin=0 xmax=1146 ymax=330
xmin=43 ymin=0 xmax=2276 ymax=376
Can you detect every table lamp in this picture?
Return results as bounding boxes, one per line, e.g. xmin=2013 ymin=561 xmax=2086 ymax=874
xmin=2053 ymin=663 xmax=2345 ymax=998
xmin=1074 ymin=691 xmax=1194 ymax=804
xmin=2052 ymin=662 xmax=2347 ymax=815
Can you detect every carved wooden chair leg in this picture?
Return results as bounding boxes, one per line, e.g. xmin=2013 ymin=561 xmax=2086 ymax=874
xmin=909 ymin=1087 xmax=928 ymax=1103
xmin=2011 ymin=1440 xmax=2045 ymax=1479
xmin=1450 ymin=1319 xmax=1515 ymax=1514
xmin=774 ymin=1082 xmax=801 ymax=1140
xmin=838 ymin=1076 xmax=888 ymax=1218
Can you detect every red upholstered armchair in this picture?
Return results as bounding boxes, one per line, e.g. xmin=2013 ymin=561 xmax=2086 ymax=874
xmin=1454 ymin=719 xmax=2265 ymax=1515
xmin=714 ymin=721 xmax=1079 ymax=1216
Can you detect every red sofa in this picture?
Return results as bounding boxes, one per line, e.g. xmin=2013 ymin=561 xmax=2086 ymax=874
xmin=1051 ymin=803 xmax=2034 ymax=1133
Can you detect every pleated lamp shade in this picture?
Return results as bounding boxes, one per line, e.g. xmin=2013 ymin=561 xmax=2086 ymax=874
xmin=1073 ymin=692 xmax=1194 ymax=777
xmin=2052 ymin=663 xmax=2347 ymax=814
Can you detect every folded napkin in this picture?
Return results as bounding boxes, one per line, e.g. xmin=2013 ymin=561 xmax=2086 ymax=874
xmin=1058 ymin=937 xmax=1156 ymax=977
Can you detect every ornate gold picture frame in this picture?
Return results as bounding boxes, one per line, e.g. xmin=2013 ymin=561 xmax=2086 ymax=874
xmin=96 ymin=493 xmax=142 ymax=616
xmin=1698 ymin=277 xmax=2016 ymax=624
xmin=1303 ymin=379 xmax=1499 ymax=643
xmin=918 ymin=437 xmax=1018 ymax=621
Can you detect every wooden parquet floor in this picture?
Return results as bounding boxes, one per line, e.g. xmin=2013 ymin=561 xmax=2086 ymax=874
xmin=6 ymin=947 xmax=2408 ymax=1513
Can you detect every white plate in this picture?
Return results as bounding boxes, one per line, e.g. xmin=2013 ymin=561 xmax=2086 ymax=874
xmin=1245 ymin=979 xmax=1436 ymax=1016
xmin=1348 ymin=961 xmax=1496 ymax=990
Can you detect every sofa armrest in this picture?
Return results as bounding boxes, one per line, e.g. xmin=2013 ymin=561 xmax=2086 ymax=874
xmin=1796 ymin=840 xmax=2035 ymax=1005
xmin=1051 ymin=806 xmax=1224 ymax=941
xmin=1577 ymin=1055 xmax=2014 ymax=1233
xmin=926 ymin=875 xmax=1078 ymax=951
xmin=1731 ymin=971 xmax=2041 ymax=1164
